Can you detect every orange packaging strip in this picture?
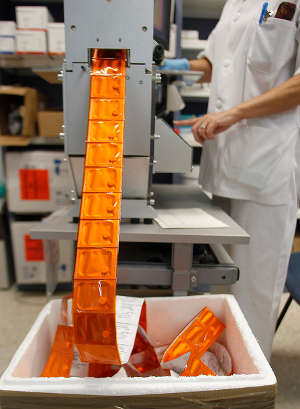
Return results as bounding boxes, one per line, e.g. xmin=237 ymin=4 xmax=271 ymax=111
xmin=41 ymin=325 xmax=74 ymax=377
xmin=72 ymin=49 xmax=126 ymax=365
xmin=161 ymin=307 xmax=225 ymax=376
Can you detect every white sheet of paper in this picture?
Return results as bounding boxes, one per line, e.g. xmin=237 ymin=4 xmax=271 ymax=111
xmin=155 ymin=208 xmax=228 ymax=229
xmin=116 ymin=296 xmax=145 ymax=364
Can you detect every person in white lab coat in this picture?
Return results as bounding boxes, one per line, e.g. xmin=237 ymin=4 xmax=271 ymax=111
xmin=163 ymin=0 xmax=300 ymax=359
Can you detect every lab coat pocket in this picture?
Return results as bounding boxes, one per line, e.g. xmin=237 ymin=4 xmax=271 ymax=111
xmin=221 ymin=125 xmax=282 ymax=190
xmin=248 ymin=18 xmax=296 ymax=74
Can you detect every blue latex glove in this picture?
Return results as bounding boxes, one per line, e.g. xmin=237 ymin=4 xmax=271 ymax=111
xmin=159 ymin=58 xmax=190 ymax=71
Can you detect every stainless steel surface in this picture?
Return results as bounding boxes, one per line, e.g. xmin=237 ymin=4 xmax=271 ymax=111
xmin=154 ymin=118 xmax=192 ymax=173
xmin=117 ymin=263 xmax=172 ymax=286
xmin=63 ymin=62 xmax=90 ymax=156
xmin=160 ymin=70 xmax=204 ymax=77
xmin=64 ymin=0 xmax=153 ymax=70
xmin=124 ymin=65 xmax=152 ymax=156
xmin=30 ymin=184 xmax=249 ymax=244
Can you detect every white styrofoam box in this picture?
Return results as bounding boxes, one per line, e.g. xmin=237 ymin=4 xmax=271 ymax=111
xmin=5 ymin=151 xmax=73 ymax=213
xmin=47 ymin=23 xmax=65 ymax=54
xmin=10 ymin=221 xmax=74 ymax=285
xmin=16 ymin=6 xmax=53 ymax=30
xmin=0 ymin=240 xmax=10 ymax=288
xmin=0 ymin=36 xmax=15 ymax=54
xmin=0 ymin=21 xmax=16 ymax=36
xmin=16 ymin=30 xmax=47 ymax=54
xmin=0 ymin=295 xmax=276 ymax=397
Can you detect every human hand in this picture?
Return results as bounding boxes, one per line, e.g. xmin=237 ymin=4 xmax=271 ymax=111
xmin=159 ymin=58 xmax=190 ymax=71
xmin=174 ymin=109 xmax=241 ymax=144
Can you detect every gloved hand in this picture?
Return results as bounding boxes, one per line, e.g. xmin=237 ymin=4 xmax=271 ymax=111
xmin=159 ymin=58 xmax=190 ymax=71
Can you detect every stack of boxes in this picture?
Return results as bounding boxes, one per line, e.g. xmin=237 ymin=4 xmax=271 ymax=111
xmin=0 ymin=6 xmax=66 ymax=56
xmin=16 ymin=6 xmax=50 ymax=55
xmin=5 ymin=150 xmax=75 ymax=287
xmin=0 ymin=22 xmax=16 ymax=54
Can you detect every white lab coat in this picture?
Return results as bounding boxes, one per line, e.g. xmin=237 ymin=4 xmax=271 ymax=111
xmin=199 ymin=0 xmax=300 ymax=358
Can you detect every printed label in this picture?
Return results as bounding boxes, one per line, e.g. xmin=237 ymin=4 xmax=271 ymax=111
xmin=24 ymin=234 xmax=44 ymax=261
xmin=19 ymin=169 xmax=50 ymax=200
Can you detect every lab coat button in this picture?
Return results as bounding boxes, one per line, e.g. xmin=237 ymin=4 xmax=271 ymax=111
xmin=224 ymin=59 xmax=231 ymax=68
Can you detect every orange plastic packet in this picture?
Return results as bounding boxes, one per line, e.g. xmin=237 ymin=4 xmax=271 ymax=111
xmin=161 ymin=307 xmax=225 ymax=376
xmin=41 ymin=325 xmax=74 ymax=377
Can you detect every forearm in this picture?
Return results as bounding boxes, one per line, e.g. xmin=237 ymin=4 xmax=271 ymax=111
xmin=233 ymin=74 xmax=300 ymax=121
xmin=189 ymin=57 xmax=212 ymax=83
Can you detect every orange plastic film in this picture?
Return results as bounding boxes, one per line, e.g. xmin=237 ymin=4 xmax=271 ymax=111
xmin=87 ymin=120 xmax=124 ymax=143
xmin=73 ymin=311 xmax=120 ymax=364
xmin=85 ymin=143 xmax=123 ymax=168
xmin=73 ymin=279 xmax=116 ymax=313
xmin=82 ymin=167 xmax=122 ymax=193
xmin=74 ymin=248 xmax=118 ymax=280
xmin=181 ymin=350 xmax=216 ymax=377
xmin=90 ymin=75 xmax=125 ymax=99
xmin=92 ymin=49 xmax=126 ymax=60
xmin=88 ymin=363 xmax=120 ymax=378
xmin=41 ymin=325 xmax=74 ymax=377
xmin=73 ymin=49 xmax=126 ymax=366
xmin=77 ymin=220 xmax=119 ymax=248
xmin=89 ymin=99 xmax=125 ymax=121
xmin=161 ymin=307 xmax=225 ymax=377
xmin=129 ymin=327 xmax=160 ymax=374
xmin=61 ymin=293 xmax=72 ymax=326
xmin=80 ymin=193 xmax=121 ymax=220
xmin=91 ymin=58 xmax=126 ymax=76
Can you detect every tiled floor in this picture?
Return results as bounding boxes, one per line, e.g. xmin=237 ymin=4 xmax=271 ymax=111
xmin=0 ymin=286 xmax=299 ymax=408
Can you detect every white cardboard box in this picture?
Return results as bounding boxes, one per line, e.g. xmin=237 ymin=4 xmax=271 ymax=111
xmin=5 ymin=151 xmax=73 ymax=213
xmin=16 ymin=6 xmax=53 ymax=30
xmin=47 ymin=23 xmax=65 ymax=54
xmin=10 ymin=221 xmax=74 ymax=285
xmin=0 ymin=21 xmax=16 ymax=36
xmin=0 ymin=36 xmax=15 ymax=54
xmin=0 ymin=295 xmax=276 ymax=409
xmin=16 ymin=30 xmax=47 ymax=54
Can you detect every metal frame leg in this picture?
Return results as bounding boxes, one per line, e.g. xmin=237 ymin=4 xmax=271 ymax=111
xmin=275 ymin=294 xmax=293 ymax=332
xmin=171 ymin=243 xmax=193 ymax=296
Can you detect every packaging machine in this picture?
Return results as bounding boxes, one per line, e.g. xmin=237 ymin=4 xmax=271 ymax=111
xmin=30 ymin=0 xmax=249 ymax=295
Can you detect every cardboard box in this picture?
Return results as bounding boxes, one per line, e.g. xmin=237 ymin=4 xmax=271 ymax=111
xmin=16 ymin=6 xmax=53 ymax=30
xmin=0 ymin=22 xmax=16 ymax=36
xmin=10 ymin=221 xmax=74 ymax=285
xmin=0 ymin=36 xmax=15 ymax=54
xmin=0 ymin=86 xmax=38 ymax=146
xmin=47 ymin=23 xmax=65 ymax=55
xmin=16 ymin=30 xmax=47 ymax=54
xmin=37 ymin=111 xmax=63 ymax=137
xmin=5 ymin=151 xmax=73 ymax=213
xmin=0 ymin=295 xmax=276 ymax=408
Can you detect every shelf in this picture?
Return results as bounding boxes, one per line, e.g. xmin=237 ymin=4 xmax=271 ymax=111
xmin=0 ymin=54 xmax=64 ymax=69
xmin=30 ymin=136 xmax=64 ymax=146
xmin=181 ymin=39 xmax=207 ymax=51
xmin=180 ymin=85 xmax=210 ymax=101
xmin=0 ymin=136 xmax=64 ymax=147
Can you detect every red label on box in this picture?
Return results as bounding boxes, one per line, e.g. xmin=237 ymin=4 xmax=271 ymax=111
xmin=24 ymin=234 xmax=44 ymax=261
xmin=19 ymin=169 xmax=50 ymax=200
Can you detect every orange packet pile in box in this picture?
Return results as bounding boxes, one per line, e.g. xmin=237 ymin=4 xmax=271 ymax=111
xmin=41 ymin=297 xmax=232 ymax=378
